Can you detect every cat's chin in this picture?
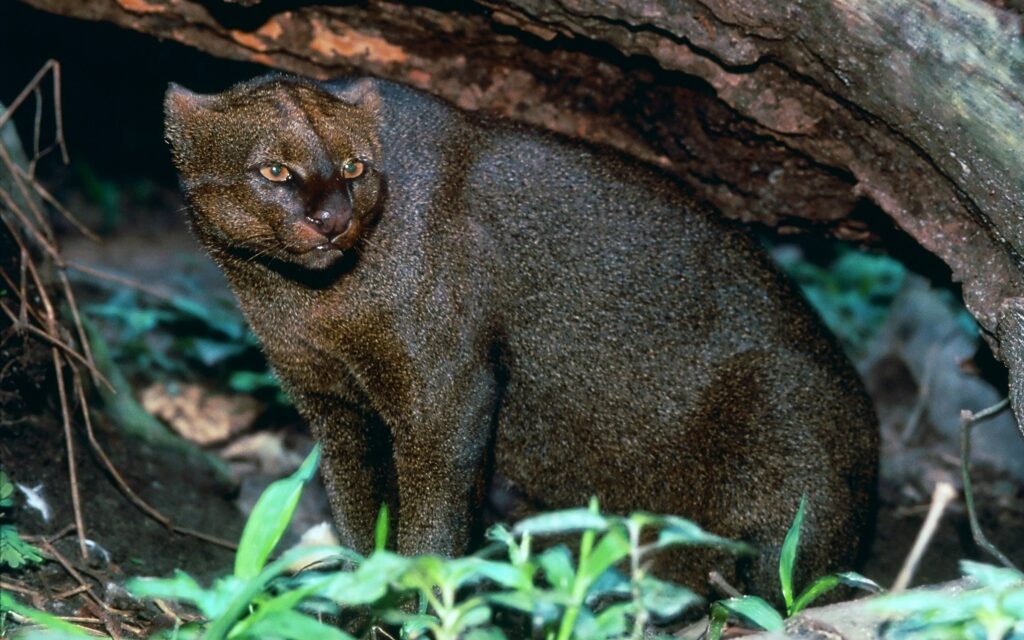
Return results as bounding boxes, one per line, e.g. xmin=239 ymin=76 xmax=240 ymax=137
xmin=292 ymin=246 xmax=348 ymax=270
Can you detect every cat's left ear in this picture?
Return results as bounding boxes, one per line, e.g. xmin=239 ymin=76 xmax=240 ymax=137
xmin=164 ymin=83 xmax=218 ymax=161
xmin=334 ymin=78 xmax=382 ymax=116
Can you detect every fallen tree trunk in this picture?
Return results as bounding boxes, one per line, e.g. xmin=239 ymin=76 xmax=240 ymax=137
xmin=16 ymin=0 xmax=1024 ymax=428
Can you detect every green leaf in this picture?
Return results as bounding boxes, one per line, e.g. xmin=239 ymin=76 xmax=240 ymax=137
xmin=0 ymin=471 xmax=13 ymax=508
xmin=126 ymin=570 xmax=208 ymax=608
xmin=229 ymin=370 xmax=280 ymax=394
xmin=707 ymin=603 xmax=729 ymax=640
xmin=513 ymin=508 xmax=609 ymax=537
xmin=791 ymin=571 xmax=881 ymax=615
xmin=375 ymin=503 xmax=390 ymax=552
xmin=454 ymin=603 xmax=492 ymax=629
xmin=243 ymin=609 xmax=355 ymax=640
xmin=790 ymin=574 xmax=838 ymax=615
xmin=960 ymin=560 xmax=1024 ymax=589
xmin=0 ymin=591 xmax=91 ymax=637
xmin=463 ymin=627 xmax=507 ymax=640
xmin=638 ymin=576 xmax=702 ymax=620
xmin=188 ymin=338 xmax=247 ymax=366
xmin=592 ymin=601 xmax=631 ymax=637
xmin=651 ymin=515 xmax=751 ymax=553
xmin=235 ymin=445 xmax=320 ymax=579
xmin=318 ymin=551 xmax=409 ymax=605
xmin=579 ymin=528 xmax=630 ymax=587
xmin=0 ymin=525 xmax=47 ymax=569
xmin=779 ymin=496 xmax=806 ymax=614
xmin=714 ymin=595 xmax=785 ymax=631
xmin=538 ymin=546 xmax=576 ymax=592
xmin=485 ymin=591 xmax=535 ymax=614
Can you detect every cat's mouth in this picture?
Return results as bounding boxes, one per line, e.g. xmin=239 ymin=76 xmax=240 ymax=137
xmin=273 ymin=217 xmax=364 ymax=269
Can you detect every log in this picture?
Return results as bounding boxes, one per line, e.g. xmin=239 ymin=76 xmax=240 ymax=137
xmin=15 ymin=0 xmax=1024 ymax=428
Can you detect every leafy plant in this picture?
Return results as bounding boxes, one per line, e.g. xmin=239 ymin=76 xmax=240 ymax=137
xmin=124 ymin=448 xmax=749 ymax=639
xmin=772 ymin=242 xmax=906 ymax=357
xmin=708 ymin=496 xmax=881 ymax=638
xmin=83 ymin=286 xmax=288 ymax=404
xmin=873 ymin=561 xmax=1024 ymax=639
xmin=0 ymin=471 xmax=46 ymax=571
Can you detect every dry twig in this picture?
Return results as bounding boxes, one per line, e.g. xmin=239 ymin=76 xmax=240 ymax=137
xmin=891 ymin=481 xmax=957 ymax=592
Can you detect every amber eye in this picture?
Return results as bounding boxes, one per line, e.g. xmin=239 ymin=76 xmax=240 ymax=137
xmin=342 ymin=159 xmax=364 ymax=179
xmin=259 ymin=163 xmax=291 ymax=182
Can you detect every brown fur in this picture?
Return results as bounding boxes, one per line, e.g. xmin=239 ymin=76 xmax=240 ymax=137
xmin=164 ymin=74 xmax=878 ymax=598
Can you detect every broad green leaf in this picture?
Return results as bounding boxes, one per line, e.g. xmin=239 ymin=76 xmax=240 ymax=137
xmin=242 ymin=609 xmax=355 ymax=640
xmin=538 ymin=546 xmax=576 ymax=592
xmin=1001 ymin=587 xmax=1024 ymax=616
xmin=586 ymin=568 xmax=631 ymax=601
xmin=514 ymin=508 xmax=608 ymax=537
xmin=779 ymin=496 xmax=807 ymax=614
xmin=235 ymin=445 xmax=320 ymax=579
xmin=126 ymin=570 xmax=213 ymax=613
xmin=0 ymin=591 xmax=91 ymax=637
xmin=714 ymin=595 xmax=785 ymax=631
xmin=375 ymin=503 xmax=390 ymax=552
xmin=593 ymin=601 xmax=631 ymax=637
xmin=639 ymin=576 xmax=702 ymax=620
xmin=319 ymin=551 xmax=409 ymax=605
xmin=579 ymin=528 xmax=630 ymax=587
xmin=454 ymin=603 xmax=493 ymax=629
xmin=485 ymin=591 xmax=535 ymax=614
xmin=566 ymin=607 xmax=600 ymax=639
xmin=468 ymin=558 xmax=535 ymax=591
xmin=397 ymin=614 xmax=437 ymax=639
xmin=653 ymin=516 xmax=751 ymax=553
xmin=960 ymin=560 xmax=1024 ymax=589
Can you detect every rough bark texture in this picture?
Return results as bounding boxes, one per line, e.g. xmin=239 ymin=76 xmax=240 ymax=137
xmin=16 ymin=0 xmax=1024 ymax=427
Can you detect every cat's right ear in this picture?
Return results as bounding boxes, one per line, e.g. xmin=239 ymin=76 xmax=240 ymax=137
xmin=164 ymin=83 xmax=216 ymax=161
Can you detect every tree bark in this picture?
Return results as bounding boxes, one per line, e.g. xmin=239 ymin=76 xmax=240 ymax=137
xmin=16 ymin=0 xmax=1024 ymax=428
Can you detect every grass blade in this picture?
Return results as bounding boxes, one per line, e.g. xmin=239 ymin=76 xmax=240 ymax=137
xmin=779 ymin=495 xmax=806 ymax=614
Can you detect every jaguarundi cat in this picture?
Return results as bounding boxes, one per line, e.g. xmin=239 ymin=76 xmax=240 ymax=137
xmin=164 ymin=74 xmax=878 ymax=598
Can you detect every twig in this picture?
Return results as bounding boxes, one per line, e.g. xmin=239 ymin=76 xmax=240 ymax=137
xmin=708 ymin=571 xmax=743 ymax=598
xmin=73 ymin=373 xmax=238 ymax=552
xmin=53 ymin=348 xmax=89 ymax=561
xmin=0 ymin=60 xmax=68 ymax=162
xmin=54 ymin=584 xmax=92 ymax=601
xmin=891 ymin=481 xmax=957 ymax=592
xmin=960 ymin=399 xmax=1018 ymax=570
xmin=66 ymin=260 xmax=177 ymax=303
xmin=37 ymin=539 xmax=104 ymax=609
xmin=0 ymin=580 xmax=40 ymax=596
xmin=0 ymin=301 xmax=113 ymax=392
xmin=172 ymin=525 xmax=238 ymax=551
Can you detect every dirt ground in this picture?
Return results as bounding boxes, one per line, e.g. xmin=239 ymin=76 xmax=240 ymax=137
xmin=2 ymin=186 xmax=1024 ymax=637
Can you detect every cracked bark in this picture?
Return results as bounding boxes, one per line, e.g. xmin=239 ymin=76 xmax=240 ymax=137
xmin=16 ymin=0 xmax=1024 ymax=428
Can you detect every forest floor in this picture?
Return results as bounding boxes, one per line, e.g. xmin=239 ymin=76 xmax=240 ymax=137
xmin=2 ymin=184 xmax=1024 ymax=637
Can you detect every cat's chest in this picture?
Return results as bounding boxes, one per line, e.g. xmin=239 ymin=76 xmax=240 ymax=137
xmin=238 ymin=283 xmax=355 ymax=392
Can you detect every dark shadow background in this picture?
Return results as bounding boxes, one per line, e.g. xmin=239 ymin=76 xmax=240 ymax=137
xmin=2 ymin=2 xmax=264 ymax=187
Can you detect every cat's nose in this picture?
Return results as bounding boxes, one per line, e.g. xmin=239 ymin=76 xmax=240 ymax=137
xmin=308 ymin=209 xmax=352 ymax=237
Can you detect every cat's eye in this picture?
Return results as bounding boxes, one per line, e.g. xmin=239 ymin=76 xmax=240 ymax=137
xmin=260 ymin=163 xmax=291 ymax=182
xmin=342 ymin=159 xmax=365 ymax=180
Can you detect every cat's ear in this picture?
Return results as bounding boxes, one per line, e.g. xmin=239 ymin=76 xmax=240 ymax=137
xmin=334 ymin=78 xmax=382 ymax=116
xmin=164 ymin=83 xmax=218 ymax=163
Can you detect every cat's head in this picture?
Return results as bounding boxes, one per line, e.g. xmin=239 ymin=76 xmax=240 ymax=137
xmin=164 ymin=75 xmax=385 ymax=271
